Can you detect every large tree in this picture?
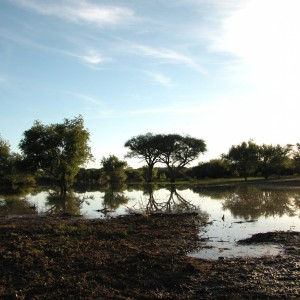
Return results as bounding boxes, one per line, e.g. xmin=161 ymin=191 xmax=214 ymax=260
xmin=158 ymin=134 xmax=207 ymax=182
xmin=19 ymin=116 xmax=93 ymax=194
xmin=124 ymin=133 xmax=164 ymax=182
xmin=258 ymin=144 xmax=293 ymax=178
xmin=222 ymin=140 xmax=259 ymax=180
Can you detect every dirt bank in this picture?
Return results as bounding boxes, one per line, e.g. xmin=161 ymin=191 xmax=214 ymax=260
xmin=0 ymin=214 xmax=299 ymax=299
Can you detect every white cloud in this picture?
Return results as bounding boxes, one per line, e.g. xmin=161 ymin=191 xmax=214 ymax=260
xmin=146 ymin=72 xmax=172 ymax=87
xmin=131 ymin=44 xmax=203 ymax=71
xmin=81 ymin=49 xmax=104 ymax=64
xmin=9 ymin=0 xmax=136 ymax=27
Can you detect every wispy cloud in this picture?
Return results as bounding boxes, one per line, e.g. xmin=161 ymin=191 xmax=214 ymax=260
xmin=132 ymin=44 xmax=201 ymax=70
xmin=0 ymin=28 xmax=110 ymax=67
xmin=9 ymin=0 xmax=136 ymax=27
xmin=80 ymin=49 xmax=105 ymax=65
xmin=65 ymin=48 xmax=111 ymax=66
xmin=146 ymin=71 xmax=172 ymax=87
xmin=66 ymin=91 xmax=104 ymax=106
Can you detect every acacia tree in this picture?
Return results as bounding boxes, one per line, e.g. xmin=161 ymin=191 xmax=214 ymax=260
xmin=19 ymin=116 xmax=93 ymax=194
xmin=124 ymin=133 xmax=164 ymax=182
xmin=158 ymin=134 xmax=207 ymax=182
xmin=222 ymin=140 xmax=259 ymax=180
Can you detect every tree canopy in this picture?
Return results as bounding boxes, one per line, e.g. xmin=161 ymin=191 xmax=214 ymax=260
xmin=258 ymin=144 xmax=293 ymax=179
xmin=100 ymin=155 xmax=127 ymax=184
xmin=125 ymin=133 xmax=206 ymax=182
xmin=19 ymin=116 xmax=93 ymax=194
xmin=124 ymin=133 xmax=165 ymax=182
xmin=0 ymin=136 xmax=10 ymax=180
xmin=158 ymin=134 xmax=207 ymax=182
xmin=222 ymin=140 xmax=259 ymax=180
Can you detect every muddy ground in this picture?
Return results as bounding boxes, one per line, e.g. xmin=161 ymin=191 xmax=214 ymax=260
xmin=0 ymin=212 xmax=299 ymax=299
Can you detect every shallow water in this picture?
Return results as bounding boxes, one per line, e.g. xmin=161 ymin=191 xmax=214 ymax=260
xmin=1 ymin=185 xmax=299 ymax=259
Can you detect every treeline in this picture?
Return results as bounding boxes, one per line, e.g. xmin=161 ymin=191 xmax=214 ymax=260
xmin=77 ymin=140 xmax=300 ymax=183
xmin=1 ymin=116 xmax=300 ymax=194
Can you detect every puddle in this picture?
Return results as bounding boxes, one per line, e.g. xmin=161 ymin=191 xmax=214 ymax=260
xmin=189 ymin=217 xmax=287 ymax=260
xmin=189 ymin=240 xmax=283 ymax=260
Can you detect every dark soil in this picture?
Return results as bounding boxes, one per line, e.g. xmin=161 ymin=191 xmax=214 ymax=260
xmin=0 ymin=213 xmax=299 ymax=299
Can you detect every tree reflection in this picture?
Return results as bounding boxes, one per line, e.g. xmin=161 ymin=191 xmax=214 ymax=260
xmin=0 ymin=194 xmax=38 ymax=216
xmin=139 ymin=184 xmax=204 ymax=215
xmin=222 ymin=187 xmax=297 ymax=219
xmin=45 ymin=190 xmax=91 ymax=216
xmin=100 ymin=183 xmax=129 ymax=212
xmin=191 ymin=186 xmax=236 ymax=200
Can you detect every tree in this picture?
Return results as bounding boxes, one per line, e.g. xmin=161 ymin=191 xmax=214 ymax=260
xmin=19 ymin=116 xmax=93 ymax=194
xmin=190 ymin=158 xmax=230 ymax=179
xmin=158 ymin=134 xmax=207 ymax=182
xmin=222 ymin=140 xmax=259 ymax=180
xmin=0 ymin=136 xmax=35 ymax=190
xmin=125 ymin=167 xmax=144 ymax=183
xmin=258 ymin=144 xmax=293 ymax=178
xmin=100 ymin=155 xmax=127 ymax=184
xmin=292 ymin=143 xmax=300 ymax=174
xmin=124 ymin=133 xmax=164 ymax=182
xmin=0 ymin=136 xmax=10 ymax=182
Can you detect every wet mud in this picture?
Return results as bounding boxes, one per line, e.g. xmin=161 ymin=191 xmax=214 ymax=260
xmin=0 ymin=214 xmax=299 ymax=299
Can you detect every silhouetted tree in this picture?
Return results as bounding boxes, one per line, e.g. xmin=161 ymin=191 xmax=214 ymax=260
xmin=258 ymin=144 xmax=293 ymax=179
xmin=222 ymin=140 xmax=259 ymax=180
xmin=125 ymin=133 xmax=164 ymax=182
xmin=292 ymin=143 xmax=300 ymax=174
xmin=189 ymin=158 xmax=230 ymax=179
xmin=158 ymin=134 xmax=207 ymax=182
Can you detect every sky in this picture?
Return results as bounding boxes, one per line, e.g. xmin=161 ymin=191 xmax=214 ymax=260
xmin=1 ymin=0 xmax=300 ymax=168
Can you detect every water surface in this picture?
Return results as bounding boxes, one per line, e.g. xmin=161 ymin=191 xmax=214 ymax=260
xmin=1 ymin=184 xmax=299 ymax=259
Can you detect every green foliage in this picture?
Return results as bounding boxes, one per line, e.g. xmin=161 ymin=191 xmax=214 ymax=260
xmin=292 ymin=143 xmax=300 ymax=174
xmin=0 ymin=136 xmax=11 ymax=180
xmin=0 ymin=136 xmax=35 ymax=191
xmin=100 ymin=155 xmax=127 ymax=184
xmin=125 ymin=133 xmax=165 ymax=182
xmin=125 ymin=167 xmax=144 ymax=183
xmin=190 ymin=159 xmax=231 ymax=179
xmin=19 ymin=116 xmax=93 ymax=193
xmin=157 ymin=134 xmax=207 ymax=182
xmin=76 ymin=168 xmax=101 ymax=183
xmin=125 ymin=133 xmax=206 ymax=182
xmin=258 ymin=144 xmax=293 ymax=178
xmin=222 ymin=140 xmax=259 ymax=180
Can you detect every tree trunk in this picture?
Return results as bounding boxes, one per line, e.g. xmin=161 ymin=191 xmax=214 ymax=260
xmin=168 ymin=167 xmax=176 ymax=183
xmin=147 ymin=164 xmax=154 ymax=182
xmin=59 ymin=174 xmax=67 ymax=195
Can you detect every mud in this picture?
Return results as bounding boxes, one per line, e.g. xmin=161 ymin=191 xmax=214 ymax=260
xmin=0 ymin=214 xmax=299 ymax=299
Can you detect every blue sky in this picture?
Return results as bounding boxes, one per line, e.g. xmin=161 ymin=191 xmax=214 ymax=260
xmin=1 ymin=0 xmax=300 ymax=168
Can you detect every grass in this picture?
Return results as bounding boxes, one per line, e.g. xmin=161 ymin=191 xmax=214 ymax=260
xmin=139 ymin=175 xmax=300 ymax=187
